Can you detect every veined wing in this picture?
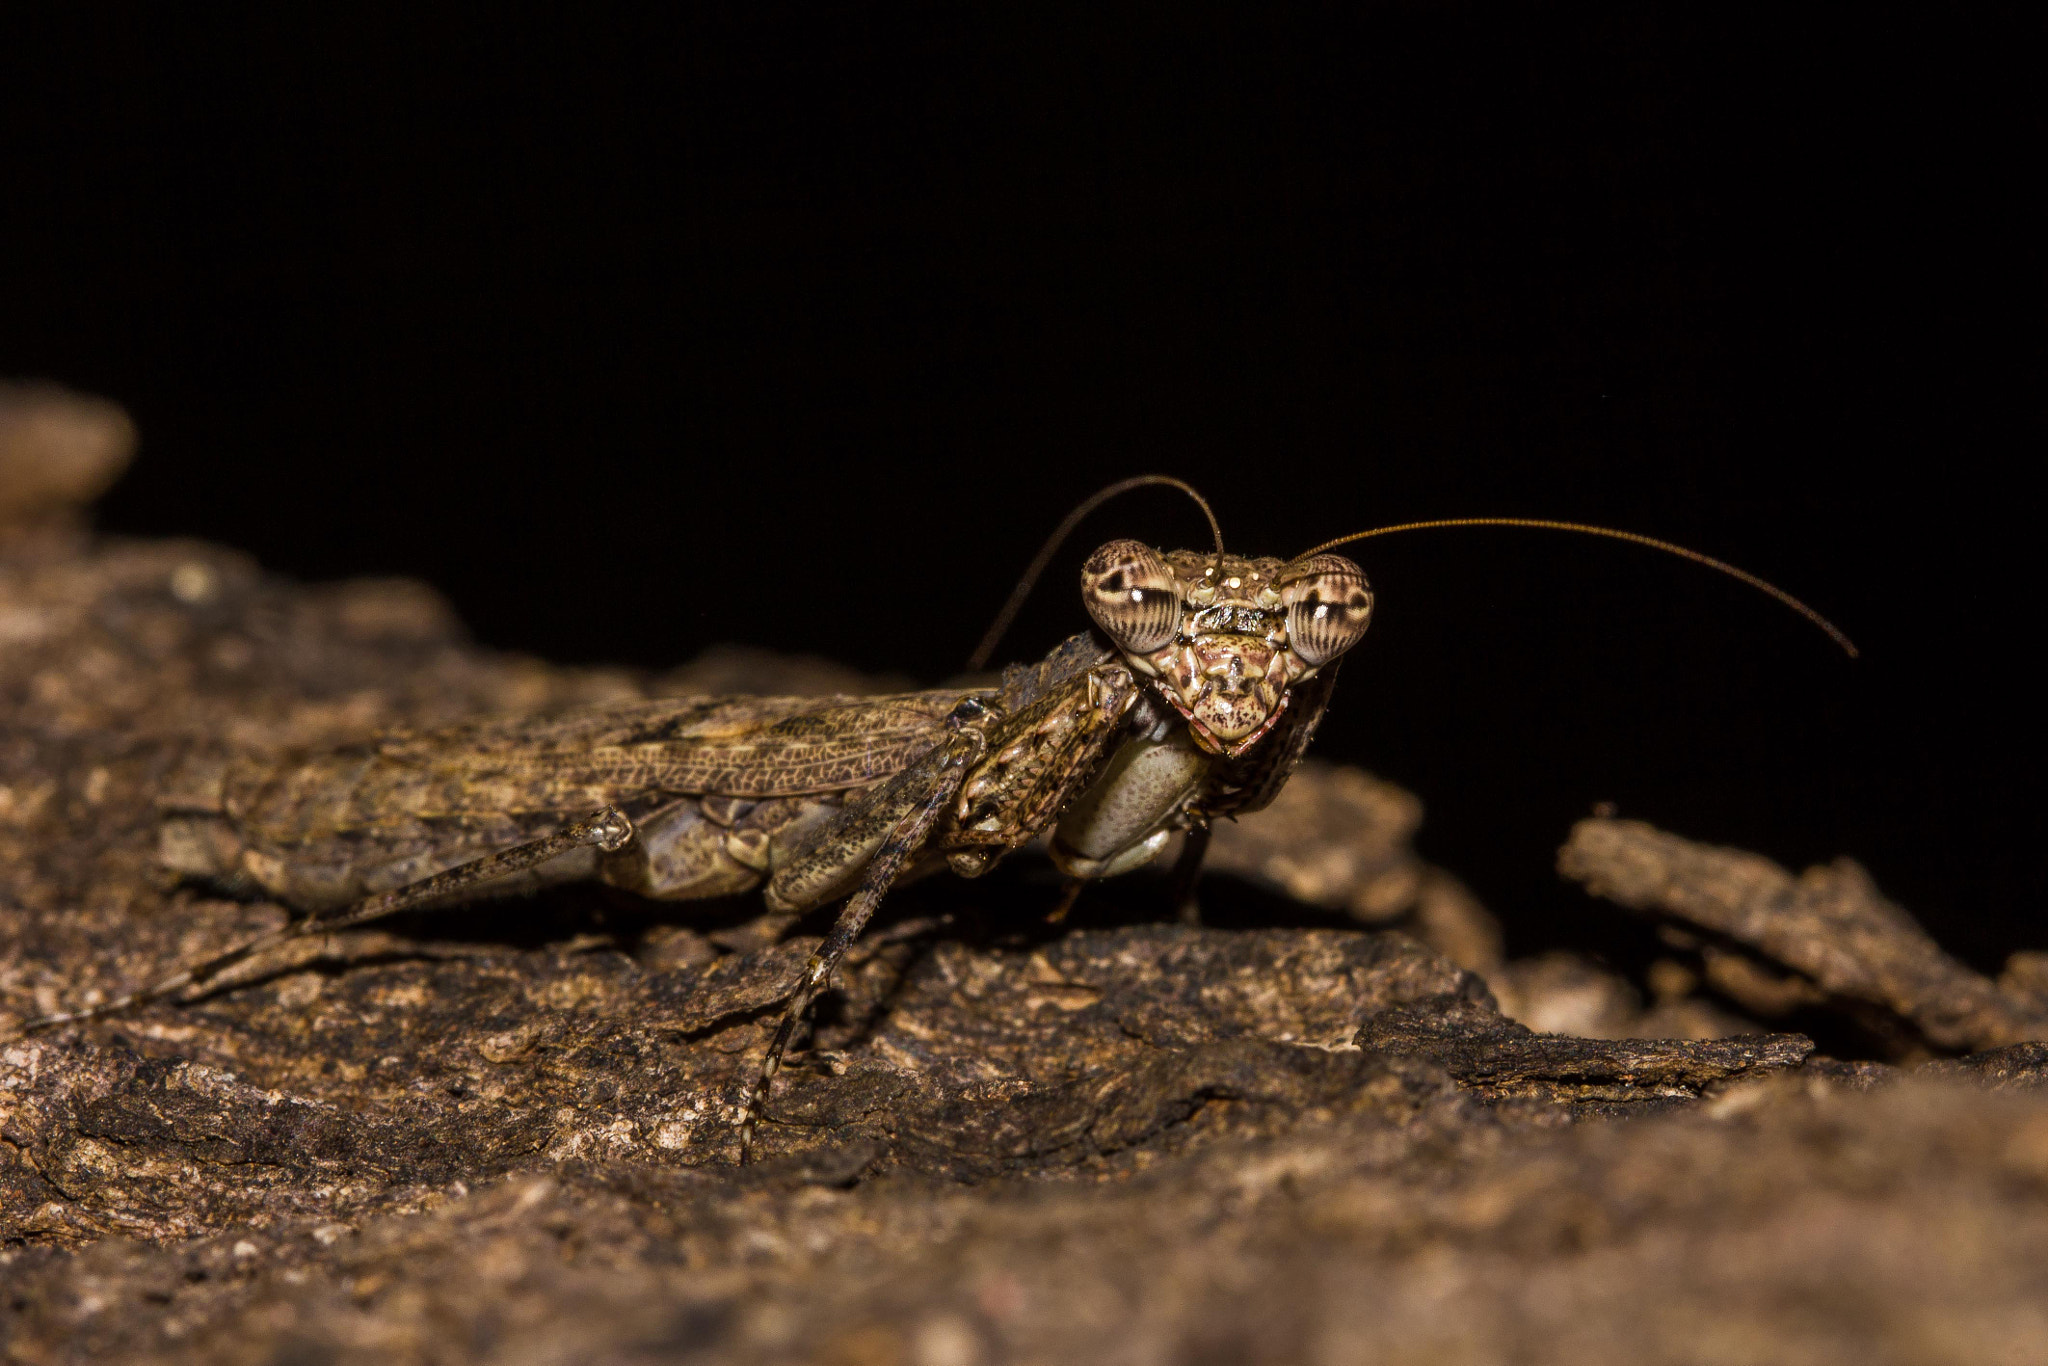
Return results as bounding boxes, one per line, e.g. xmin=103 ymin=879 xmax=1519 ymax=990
xmin=218 ymin=692 xmax=979 ymax=845
xmin=464 ymin=690 xmax=975 ymax=797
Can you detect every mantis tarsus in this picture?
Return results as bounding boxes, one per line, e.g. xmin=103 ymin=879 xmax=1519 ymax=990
xmin=9 ymin=476 xmax=1853 ymax=1161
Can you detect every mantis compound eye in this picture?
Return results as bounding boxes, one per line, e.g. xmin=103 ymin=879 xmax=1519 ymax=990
xmin=1278 ymin=553 xmax=1373 ymax=666
xmin=1081 ymin=539 xmax=1183 ymax=653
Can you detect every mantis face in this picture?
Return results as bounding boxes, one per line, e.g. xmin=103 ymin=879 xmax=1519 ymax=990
xmin=1080 ymin=540 xmax=1374 ymax=758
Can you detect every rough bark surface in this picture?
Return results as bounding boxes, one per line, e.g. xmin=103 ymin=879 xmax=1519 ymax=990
xmin=5 ymin=391 xmax=2046 ymax=1363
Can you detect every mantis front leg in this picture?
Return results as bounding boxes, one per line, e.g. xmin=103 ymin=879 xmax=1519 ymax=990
xmin=737 ymin=666 xmax=1142 ymax=1162
xmin=735 ymin=741 xmax=976 ymax=1163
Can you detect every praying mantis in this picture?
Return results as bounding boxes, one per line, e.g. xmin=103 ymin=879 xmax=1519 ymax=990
xmin=9 ymin=476 xmax=1852 ymax=1159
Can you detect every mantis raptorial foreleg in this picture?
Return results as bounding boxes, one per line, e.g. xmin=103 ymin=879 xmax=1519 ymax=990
xmin=737 ymin=667 xmax=1146 ymax=1160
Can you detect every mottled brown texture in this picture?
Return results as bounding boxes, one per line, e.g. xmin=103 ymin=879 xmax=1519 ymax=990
xmin=156 ymin=688 xmax=973 ymax=911
xmin=10 ymin=1070 xmax=2048 ymax=1365
xmin=5 ymin=425 xmax=2047 ymax=1364
xmin=1560 ymin=816 xmax=2048 ymax=1053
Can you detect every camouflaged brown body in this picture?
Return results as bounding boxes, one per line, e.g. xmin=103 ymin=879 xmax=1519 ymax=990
xmin=162 ymin=690 xmax=971 ymax=910
xmin=30 ymin=532 xmax=1374 ymax=1165
xmin=157 ymin=629 xmax=1327 ymax=917
xmin=232 ymin=689 xmax=970 ymax=822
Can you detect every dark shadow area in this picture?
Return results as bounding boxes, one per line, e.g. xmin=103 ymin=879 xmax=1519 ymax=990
xmin=5 ymin=9 xmax=2032 ymax=976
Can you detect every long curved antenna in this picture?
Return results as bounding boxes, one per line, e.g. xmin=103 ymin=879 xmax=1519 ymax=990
xmin=1288 ymin=517 xmax=1857 ymax=658
xmin=967 ymin=475 xmax=1225 ymax=670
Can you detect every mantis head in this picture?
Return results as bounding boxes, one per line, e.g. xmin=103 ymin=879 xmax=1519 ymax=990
xmin=1080 ymin=540 xmax=1372 ymax=757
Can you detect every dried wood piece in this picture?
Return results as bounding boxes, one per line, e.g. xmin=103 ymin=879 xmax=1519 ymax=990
xmin=1485 ymin=950 xmax=1760 ymax=1042
xmin=1559 ymin=817 xmax=2048 ymax=1052
xmin=1922 ymin=1043 xmax=2048 ymax=1090
xmin=1206 ymin=760 xmax=1504 ymax=971
xmin=0 ymin=382 xmax=135 ymax=526
xmin=2001 ymin=952 xmax=2048 ymax=1012
xmin=1355 ymin=993 xmax=1811 ymax=1106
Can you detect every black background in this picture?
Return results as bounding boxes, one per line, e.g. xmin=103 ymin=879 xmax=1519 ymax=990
xmin=4 ymin=8 xmax=2038 ymax=968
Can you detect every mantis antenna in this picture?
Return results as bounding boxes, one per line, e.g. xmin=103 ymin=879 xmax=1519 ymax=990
xmin=1287 ymin=517 xmax=1857 ymax=658
xmin=967 ymin=475 xmax=1226 ymax=671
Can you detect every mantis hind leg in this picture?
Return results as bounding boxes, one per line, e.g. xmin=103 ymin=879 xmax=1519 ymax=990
xmin=6 ymin=807 xmax=637 ymax=1040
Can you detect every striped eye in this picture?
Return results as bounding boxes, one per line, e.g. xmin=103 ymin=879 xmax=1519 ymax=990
xmin=1081 ymin=539 xmax=1182 ymax=653
xmin=1279 ymin=554 xmax=1373 ymax=666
